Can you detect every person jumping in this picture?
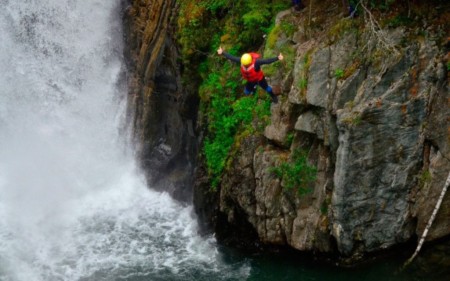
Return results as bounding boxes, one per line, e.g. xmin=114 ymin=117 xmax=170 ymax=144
xmin=217 ymin=46 xmax=283 ymax=104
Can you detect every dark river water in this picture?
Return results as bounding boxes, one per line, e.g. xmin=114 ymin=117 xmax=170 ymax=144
xmin=0 ymin=1 xmax=448 ymax=280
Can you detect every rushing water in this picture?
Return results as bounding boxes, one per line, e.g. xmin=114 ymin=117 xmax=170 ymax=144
xmin=0 ymin=1 xmax=249 ymax=280
xmin=0 ymin=1 xmax=448 ymax=281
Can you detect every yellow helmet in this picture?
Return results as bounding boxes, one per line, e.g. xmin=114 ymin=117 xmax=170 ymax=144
xmin=241 ymin=53 xmax=252 ymax=66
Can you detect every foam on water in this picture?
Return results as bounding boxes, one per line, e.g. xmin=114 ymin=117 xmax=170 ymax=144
xmin=0 ymin=1 xmax=249 ymax=280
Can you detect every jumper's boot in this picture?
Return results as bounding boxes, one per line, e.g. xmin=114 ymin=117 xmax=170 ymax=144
xmin=265 ymin=85 xmax=278 ymax=104
xmin=268 ymin=91 xmax=278 ymax=104
xmin=270 ymin=93 xmax=278 ymax=104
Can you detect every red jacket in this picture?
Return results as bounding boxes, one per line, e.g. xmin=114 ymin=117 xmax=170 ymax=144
xmin=240 ymin=53 xmax=264 ymax=82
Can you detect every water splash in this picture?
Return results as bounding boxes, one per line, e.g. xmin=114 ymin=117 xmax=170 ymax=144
xmin=0 ymin=1 xmax=249 ymax=280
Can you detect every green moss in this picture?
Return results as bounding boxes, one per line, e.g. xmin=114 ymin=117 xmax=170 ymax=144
xmin=418 ymin=170 xmax=432 ymax=189
xmin=384 ymin=13 xmax=414 ymax=28
xmin=266 ymin=24 xmax=281 ymax=49
xmin=262 ymin=14 xmax=299 ymax=77
xmin=200 ymin=0 xmax=228 ymax=12
xmin=280 ymin=21 xmax=297 ymax=37
xmin=264 ymin=40 xmax=296 ymax=77
xmin=341 ymin=112 xmax=362 ymax=126
xmin=294 ymin=51 xmax=312 ymax=96
xmin=320 ymin=198 xmax=331 ymax=215
xmin=368 ymin=0 xmax=395 ymax=11
xmin=345 ymin=100 xmax=355 ymax=110
xmin=280 ymin=44 xmax=296 ymax=70
xmin=286 ymin=132 xmax=294 ymax=147
xmin=328 ymin=18 xmax=357 ymax=43
xmin=334 ymin=68 xmax=344 ymax=79
xmin=298 ymin=78 xmax=308 ymax=90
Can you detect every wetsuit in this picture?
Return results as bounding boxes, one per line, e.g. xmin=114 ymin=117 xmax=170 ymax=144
xmin=222 ymin=52 xmax=279 ymax=103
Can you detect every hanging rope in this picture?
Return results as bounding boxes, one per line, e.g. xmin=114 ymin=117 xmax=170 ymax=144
xmin=402 ymin=170 xmax=450 ymax=269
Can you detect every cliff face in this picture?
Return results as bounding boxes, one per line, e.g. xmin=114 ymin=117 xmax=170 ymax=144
xmin=123 ymin=0 xmax=197 ymax=201
xmin=193 ymin=4 xmax=449 ymax=263
xmin=123 ymin=0 xmax=449 ymax=264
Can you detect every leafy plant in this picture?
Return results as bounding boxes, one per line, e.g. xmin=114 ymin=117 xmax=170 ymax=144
xmin=298 ymin=78 xmax=308 ymax=90
xmin=320 ymin=198 xmax=331 ymax=215
xmin=286 ymin=132 xmax=295 ymax=147
xmin=266 ymin=24 xmax=281 ymax=50
xmin=204 ymin=88 xmax=272 ymax=189
xmin=335 ymin=68 xmax=344 ymax=79
xmin=280 ymin=21 xmax=296 ymax=37
xmin=296 ymin=52 xmax=312 ymax=94
xmin=271 ymin=149 xmax=317 ymax=195
xmin=418 ymin=170 xmax=432 ymax=189
xmin=369 ymin=0 xmax=395 ymax=11
xmin=200 ymin=0 xmax=228 ymax=12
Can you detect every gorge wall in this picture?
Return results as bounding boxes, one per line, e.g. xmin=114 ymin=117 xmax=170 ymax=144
xmin=201 ymin=5 xmax=449 ymax=263
xmin=123 ymin=0 xmax=450 ymax=264
xmin=123 ymin=0 xmax=198 ymax=202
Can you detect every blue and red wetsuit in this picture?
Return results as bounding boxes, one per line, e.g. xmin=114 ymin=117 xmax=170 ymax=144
xmin=222 ymin=51 xmax=279 ymax=102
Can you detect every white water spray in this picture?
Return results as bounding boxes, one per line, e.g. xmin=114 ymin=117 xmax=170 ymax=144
xmin=0 ymin=1 xmax=249 ymax=280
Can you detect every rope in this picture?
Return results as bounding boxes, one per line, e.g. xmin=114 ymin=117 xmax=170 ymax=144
xmin=402 ymin=170 xmax=450 ymax=269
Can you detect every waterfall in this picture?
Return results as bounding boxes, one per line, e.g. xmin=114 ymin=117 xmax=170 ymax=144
xmin=0 ymin=1 xmax=248 ymax=280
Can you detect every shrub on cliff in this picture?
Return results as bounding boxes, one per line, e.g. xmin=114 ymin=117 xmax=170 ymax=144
xmin=178 ymin=0 xmax=289 ymax=189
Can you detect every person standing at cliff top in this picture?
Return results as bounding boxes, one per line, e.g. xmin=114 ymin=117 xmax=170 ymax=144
xmin=292 ymin=0 xmax=357 ymax=17
xmin=217 ymin=46 xmax=283 ymax=104
xmin=292 ymin=0 xmax=305 ymax=11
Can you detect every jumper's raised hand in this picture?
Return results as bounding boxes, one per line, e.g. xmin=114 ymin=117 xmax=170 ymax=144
xmin=217 ymin=46 xmax=223 ymax=55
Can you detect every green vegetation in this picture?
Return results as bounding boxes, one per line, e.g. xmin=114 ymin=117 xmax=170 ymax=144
xmin=368 ymin=0 xmax=396 ymax=11
xmin=178 ymin=0 xmax=289 ymax=189
xmin=271 ymin=149 xmax=317 ymax=195
xmin=280 ymin=21 xmax=297 ymax=38
xmin=384 ymin=13 xmax=414 ymax=28
xmin=345 ymin=100 xmax=355 ymax=110
xmin=334 ymin=68 xmax=344 ymax=79
xmin=266 ymin=24 xmax=282 ymax=50
xmin=266 ymin=19 xmax=296 ymax=50
xmin=263 ymin=18 xmax=297 ymax=77
xmin=177 ymin=0 xmax=449 ymax=191
xmin=320 ymin=198 xmax=331 ymax=215
xmin=295 ymin=52 xmax=312 ymax=96
xmin=204 ymin=92 xmax=271 ymax=189
xmin=298 ymin=78 xmax=308 ymax=90
xmin=418 ymin=170 xmax=432 ymax=189
xmin=328 ymin=18 xmax=358 ymax=43
xmin=285 ymin=133 xmax=295 ymax=147
xmin=178 ymin=0 xmax=290 ymax=63
xmin=341 ymin=111 xmax=362 ymax=125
